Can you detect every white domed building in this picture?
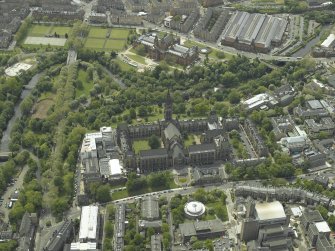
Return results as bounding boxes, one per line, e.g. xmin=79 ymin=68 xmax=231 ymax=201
xmin=184 ymin=201 xmax=206 ymax=218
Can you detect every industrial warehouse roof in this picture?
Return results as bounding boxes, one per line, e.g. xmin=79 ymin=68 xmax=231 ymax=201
xmin=79 ymin=206 xmax=98 ymax=241
xmin=255 ymin=201 xmax=286 ymax=221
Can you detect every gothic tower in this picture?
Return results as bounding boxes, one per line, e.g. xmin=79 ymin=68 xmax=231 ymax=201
xmin=164 ymin=90 xmax=173 ymax=122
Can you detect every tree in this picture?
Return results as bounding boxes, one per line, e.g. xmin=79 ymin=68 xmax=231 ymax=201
xmin=138 ymin=105 xmax=147 ymax=117
xmin=104 ymin=221 xmax=114 ymax=236
xmin=20 ymin=97 xmax=33 ymax=116
xmin=96 ymin=184 xmax=111 ymax=203
xmin=148 ymin=135 xmax=160 ymax=149
xmin=228 ymin=90 xmax=241 ymax=104
xmin=148 ymin=171 xmax=173 ymax=189
xmin=317 ymin=205 xmax=329 ymax=220
xmin=51 ymin=197 xmax=68 ymax=218
xmin=129 ymin=108 xmax=136 ymax=119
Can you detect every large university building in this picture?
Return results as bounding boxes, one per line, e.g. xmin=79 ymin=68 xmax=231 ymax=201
xmin=79 ymin=92 xmax=231 ymax=185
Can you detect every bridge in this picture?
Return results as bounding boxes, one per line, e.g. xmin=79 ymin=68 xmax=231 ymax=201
xmin=67 ymin=50 xmax=77 ymax=65
xmin=0 ymin=152 xmax=12 ymax=161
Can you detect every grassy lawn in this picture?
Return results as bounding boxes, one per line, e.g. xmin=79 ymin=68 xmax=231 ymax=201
xmin=178 ymin=177 xmax=187 ymax=183
xmin=133 ymin=140 xmax=150 ymax=154
xmin=75 ymin=69 xmax=94 ymax=97
xmin=110 ymin=28 xmax=130 ymax=39
xmin=51 ymin=26 xmax=71 ymax=36
xmin=29 ymin=25 xmax=52 ymax=36
xmin=110 ymin=183 xmax=126 ymax=189
xmin=84 ymin=38 xmax=105 ymax=49
xmin=252 ymin=0 xmax=284 ymax=3
xmin=105 ymin=39 xmax=126 ymax=51
xmin=184 ymin=134 xmax=196 ymax=147
xmin=136 ymin=113 xmax=164 ymax=124
xmin=89 ymin=27 xmax=108 ymax=38
xmin=28 ymin=25 xmax=72 ymax=37
xmin=183 ymin=40 xmax=233 ymax=60
xmin=127 ymin=54 xmax=146 ymax=65
xmin=112 ymin=190 xmax=128 ymax=200
xmin=113 ymin=58 xmax=136 ymax=71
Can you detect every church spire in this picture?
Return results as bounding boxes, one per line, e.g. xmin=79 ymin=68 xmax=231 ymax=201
xmin=164 ymin=90 xmax=173 ymax=122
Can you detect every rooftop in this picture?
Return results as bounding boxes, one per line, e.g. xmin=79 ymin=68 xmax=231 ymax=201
xmin=141 ymin=196 xmax=159 ymax=220
xmin=79 ymin=206 xmax=98 ymax=241
xmin=139 ymin=148 xmax=168 ymax=158
xmin=5 ymin=62 xmax=32 ymax=77
xmin=307 ymin=100 xmax=324 ymax=110
xmin=179 ymin=219 xmax=225 ymax=237
xmin=321 ymin=33 xmax=335 ymax=48
xmin=255 ymin=201 xmax=286 ymax=221
xmin=184 ymin=201 xmax=206 ymax=217
xmin=109 ymin=159 xmax=123 ymax=176
xmin=315 ymin=221 xmax=331 ymax=233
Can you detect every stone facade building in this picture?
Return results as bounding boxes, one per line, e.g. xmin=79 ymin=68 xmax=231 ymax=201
xmin=0 ymin=0 xmax=29 ymax=48
xmin=80 ymin=92 xmax=231 ymax=178
xmin=194 ymin=8 xmax=230 ymax=42
xmin=136 ymin=33 xmax=199 ymax=66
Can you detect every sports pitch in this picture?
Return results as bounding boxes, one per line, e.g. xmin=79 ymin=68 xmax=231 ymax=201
xmin=23 ymin=25 xmax=132 ymax=50
xmin=24 ymin=37 xmax=67 ymax=46
xmin=84 ymin=27 xmax=131 ymax=51
xmin=28 ymin=25 xmax=71 ymax=37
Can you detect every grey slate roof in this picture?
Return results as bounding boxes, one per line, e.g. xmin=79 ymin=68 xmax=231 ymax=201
xmin=188 ymin=143 xmax=216 ymax=153
xmin=139 ymin=148 xmax=168 ymax=158
xmin=164 ymin=123 xmax=181 ymax=141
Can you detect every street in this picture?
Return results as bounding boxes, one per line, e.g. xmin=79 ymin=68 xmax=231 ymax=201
xmin=1 ymin=164 xmax=29 ymax=223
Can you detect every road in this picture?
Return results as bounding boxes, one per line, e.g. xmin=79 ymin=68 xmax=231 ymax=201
xmin=100 ymin=65 xmax=126 ymax=89
xmin=141 ymin=21 xmax=335 ymax=63
xmin=291 ymin=27 xmax=326 ymax=58
xmin=1 ymin=164 xmax=29 ymax=223
xmin=0 ymin=72 xmax=43 ymax=152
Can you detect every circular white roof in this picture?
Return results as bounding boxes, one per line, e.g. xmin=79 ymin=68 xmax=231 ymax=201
xmin=184 ymin=201 xmax=205 ymax=217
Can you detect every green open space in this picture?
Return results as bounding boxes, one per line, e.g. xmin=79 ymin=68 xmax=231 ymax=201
xmin=28 ymin=24 xmax=72 ymax=37
xmin=112 ymin=190 xmax=128 ymax=200
xmin=84 ymin=38 xmax=105 ymax=49
xmin=127 ymin=54 xmax=147 ymax=65
xmin=51 ymin=26 xmax=71 ymax=36
xmin=183 ymin=40 xmax=233 ymax=60
xmin=75 ymin=69 xmax=94 ymax=97
xmin=252 ymin=0 xmax=284 ymax=4
xmin=133 ymin=140 xmax=150 ymax=154
xmin=113 ymin=58 xmax=136 ymax=71
xmin=88 ymin=27 xmax=108 ymax=38
xmin=178 ymin=177 xmax=187 ymax=183
xmin=184 ymin=134 xmax=196 ymax=147
xmin=110 ymin=28 xmax=130 ymax=39
xmin=29 ymin=25 xmax=52 ymax=36
xmin=104 ymin=39 xmax=126 ymax=51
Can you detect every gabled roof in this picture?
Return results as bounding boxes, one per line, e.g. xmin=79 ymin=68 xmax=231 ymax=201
xmin=139 ymin=148 xmax=168 ymax=158
xmin=188 ymin=143 xmax=216 ymax=153
xmin=164 ymin=123 xmax=181 ymax=141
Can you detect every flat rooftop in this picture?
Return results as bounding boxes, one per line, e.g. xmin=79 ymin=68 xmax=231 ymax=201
xmin=255 ymin=201 xmax=286 ymax=221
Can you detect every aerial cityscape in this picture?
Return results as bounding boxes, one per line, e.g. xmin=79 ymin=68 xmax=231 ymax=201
xmin=0 ymin=0 xmax=335 ymax=250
